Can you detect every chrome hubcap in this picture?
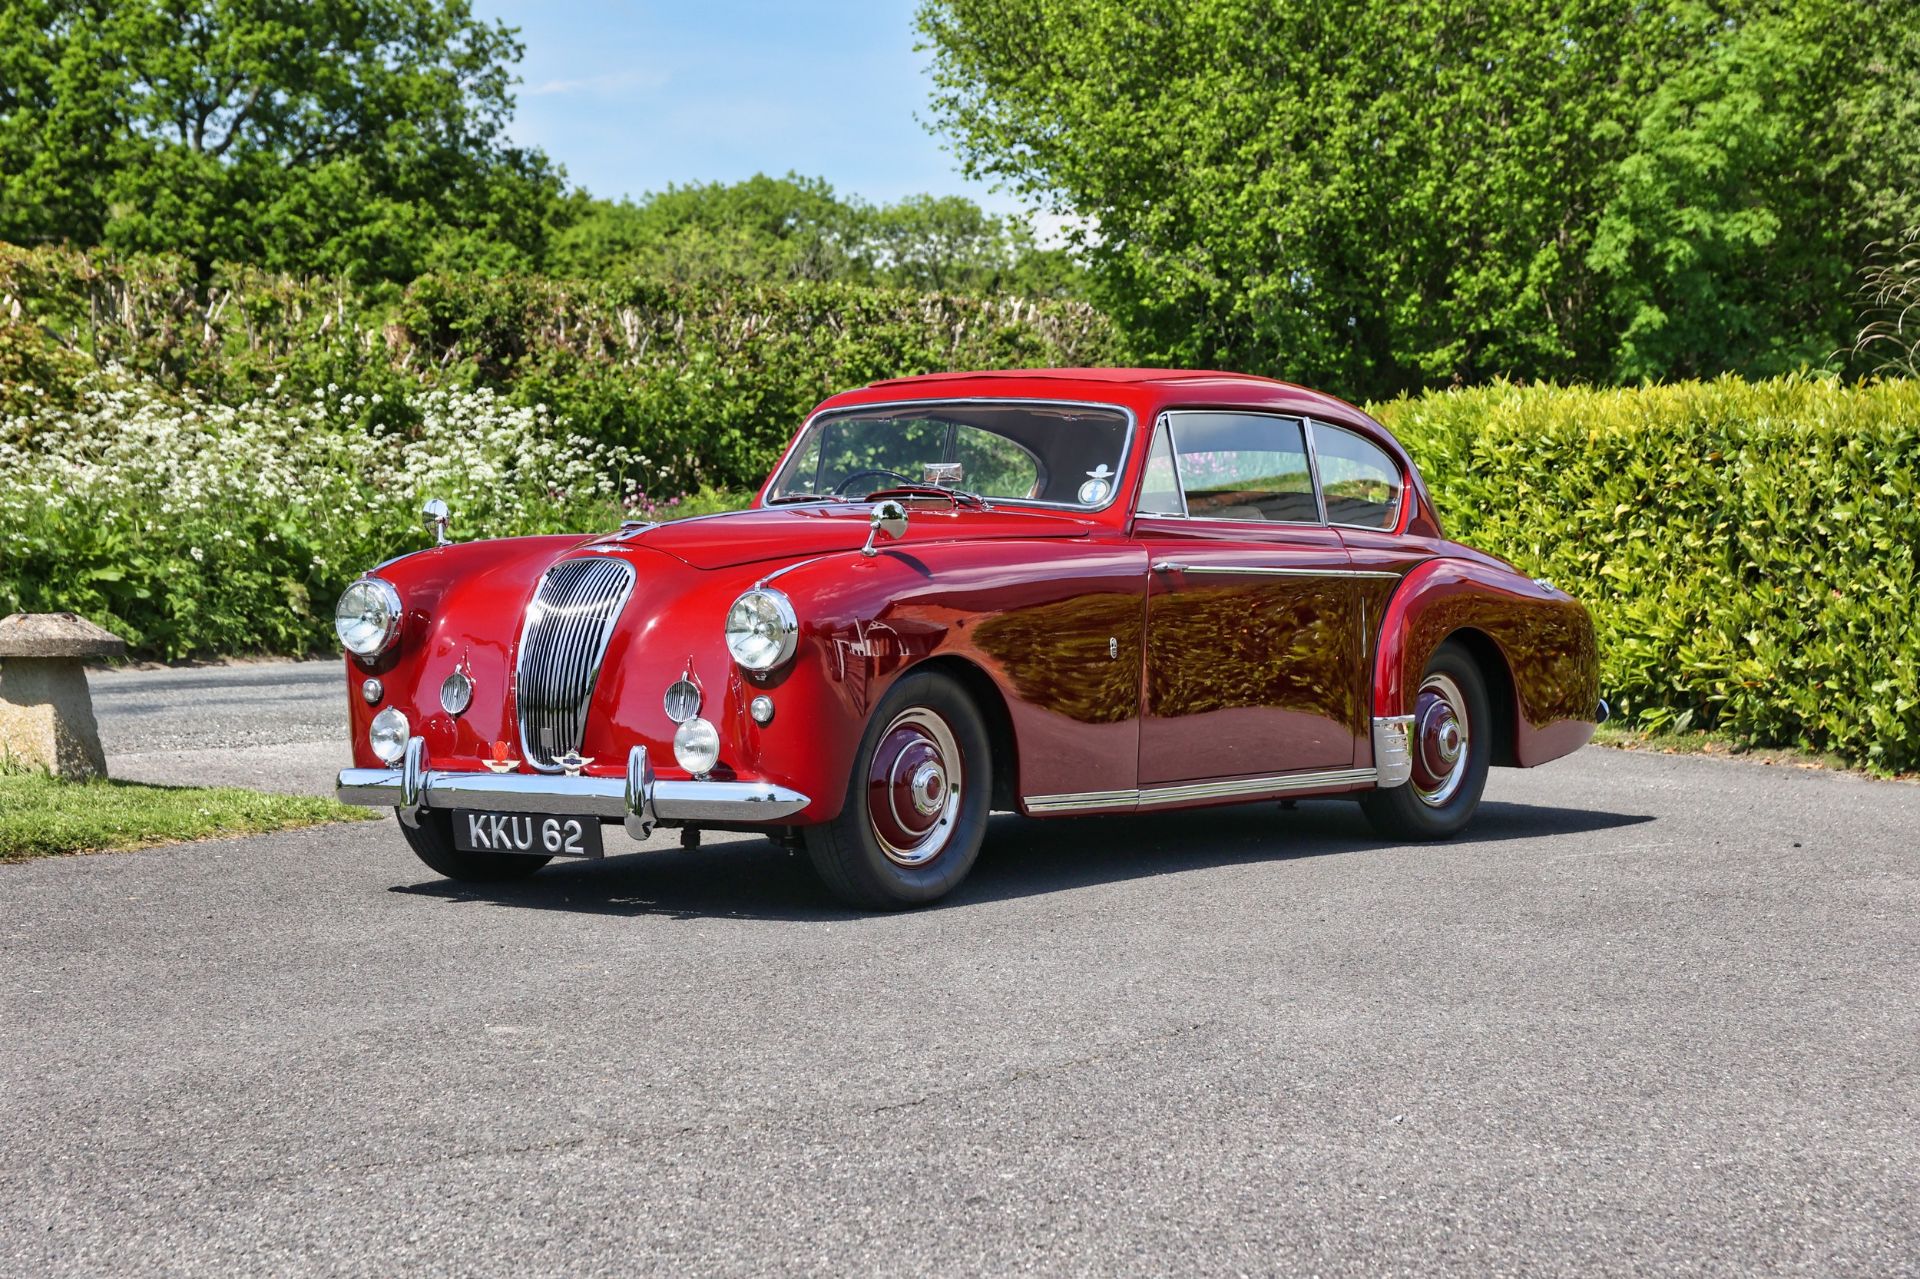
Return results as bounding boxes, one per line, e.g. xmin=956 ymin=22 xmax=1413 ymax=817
xmin=1412 ymin=673 xmax=1470 ymax=808
xmin=866 ymin=708 xmax=963 ymax=867
xmin=909 ymin=760 xmax=946 ymax=816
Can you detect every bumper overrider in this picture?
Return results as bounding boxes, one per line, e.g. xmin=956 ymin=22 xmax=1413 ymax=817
xmin=336 ymin=738 xmax=811 ymax=839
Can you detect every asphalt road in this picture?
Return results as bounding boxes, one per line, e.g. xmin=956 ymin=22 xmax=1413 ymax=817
xmin=2 ymin=664 xmax=1916 ymax=1275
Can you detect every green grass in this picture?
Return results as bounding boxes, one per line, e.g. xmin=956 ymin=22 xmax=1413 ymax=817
xmin=0 ymin=770 xmax=375 ymax=862
xmin=1589 ymin=724 xmax=1910 ymax=780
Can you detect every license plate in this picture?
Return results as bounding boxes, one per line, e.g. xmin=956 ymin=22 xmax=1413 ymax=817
xmin=451 ymin=810 xmax=605 ymax=859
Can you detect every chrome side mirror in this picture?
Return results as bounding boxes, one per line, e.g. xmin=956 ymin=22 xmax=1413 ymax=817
xmin=861 ymin=499 xmax=909 ymax=558
xmin=422 ymin=497 xmax=451 ymax=546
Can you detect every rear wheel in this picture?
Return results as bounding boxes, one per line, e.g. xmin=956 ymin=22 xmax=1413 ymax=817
xmin=399 ymin=810 xmax=551 ymax=881
xmin=802 ymin=670 xmax=992 ymax=909
xmin=1360 ymin=641 xmax=1491 ymax=840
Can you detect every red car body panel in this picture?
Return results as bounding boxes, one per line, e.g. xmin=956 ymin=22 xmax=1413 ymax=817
xmin=344 ymin=369 xmax=1598 ymax=823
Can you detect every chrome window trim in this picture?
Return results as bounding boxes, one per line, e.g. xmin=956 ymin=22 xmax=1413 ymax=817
xmin=1305 ymin=417 xmax=1406 ymax=534
xmin=1132 ymin=413 xmax=1189 ymax=518
xmin=1151 ymin=408 xmax=1325 ymax=530
xmin=1026 ymin=765 xmax=1380 ymax=814
xmin=1300 ymin=413 xmax=1331 ymax=524
xmin=769 ymin=397 xmax=1139 ymax=514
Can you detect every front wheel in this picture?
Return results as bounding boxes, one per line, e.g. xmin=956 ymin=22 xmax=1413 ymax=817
xmin=1360 ymin=641 xmax=1491 ymax=840
xmin=802 ymin=670 xmax=992 ymax=909
xmin=399 ymin=810 xmax=551 ymax=881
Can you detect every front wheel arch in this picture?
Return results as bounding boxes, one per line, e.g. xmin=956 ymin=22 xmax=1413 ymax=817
xmin=898 ymin=655 xmax=1020 ymax=812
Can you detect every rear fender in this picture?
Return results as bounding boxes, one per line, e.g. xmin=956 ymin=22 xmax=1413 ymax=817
xmin=1373 ymin=558 xmax=1599 ymax=768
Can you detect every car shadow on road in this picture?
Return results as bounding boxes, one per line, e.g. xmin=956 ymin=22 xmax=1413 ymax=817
xmin=387 ymin=797 xmax=1654 ymax=922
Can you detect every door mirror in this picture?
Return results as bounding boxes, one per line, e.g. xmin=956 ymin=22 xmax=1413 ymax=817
xmin=861 ymin=499 xmax=909 ymax=557
xmin=421 ymin=498 xmax=452 ymax=546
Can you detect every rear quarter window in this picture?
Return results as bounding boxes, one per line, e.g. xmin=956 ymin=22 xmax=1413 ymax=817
xmin=1313 ymin=423 xmax=1403 ymax=530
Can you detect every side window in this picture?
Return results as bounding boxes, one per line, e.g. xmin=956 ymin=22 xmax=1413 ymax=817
xmin=1134 ymin=418 xmax=1185 ymax=515
xmin=1167 ymin=412 xmax=1318 ymax=523
xmin=1312 ymin=423 xmax=1403 ymax=530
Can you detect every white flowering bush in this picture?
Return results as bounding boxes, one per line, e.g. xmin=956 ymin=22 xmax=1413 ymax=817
xmin=0 ymin=372 xmax=637 ymax=656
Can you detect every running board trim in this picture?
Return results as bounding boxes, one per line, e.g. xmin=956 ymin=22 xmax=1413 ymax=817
xmin=1025 ymin=766 xmax=1378 ymax=815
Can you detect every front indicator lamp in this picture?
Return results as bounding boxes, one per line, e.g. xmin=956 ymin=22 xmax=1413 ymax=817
xmin=336 ymin=577 xmax=402 ymax=659
xmin=369 ymin=707 xmax=410 ymax=764
xmin=724 ymin=588 xmax=798 ymax=672
xmin=673 ymin=716 xmax=721 ymax=778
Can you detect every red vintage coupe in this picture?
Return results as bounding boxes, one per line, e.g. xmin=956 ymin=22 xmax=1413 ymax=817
xmin=335 ymin=369 xmax=1601 ymax=908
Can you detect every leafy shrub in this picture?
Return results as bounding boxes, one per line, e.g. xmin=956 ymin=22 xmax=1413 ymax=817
xmin=1376 ymin=375 xmax=1920 ymax=772
xmin=1852 ymin=228 xmax=1920 ymax=378
xmin=0 ymin=244 xmax=1124 ymax=492
xmin=0 ymin=373 xmax=634 ymax=657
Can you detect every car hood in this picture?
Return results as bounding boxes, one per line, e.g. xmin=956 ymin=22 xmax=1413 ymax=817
xmin=595 ymin=502 xmax=1100 ymax=570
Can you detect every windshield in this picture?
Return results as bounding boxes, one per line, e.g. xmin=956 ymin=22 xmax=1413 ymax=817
xmin=766 ymin=402 xmax=1132 ymax=508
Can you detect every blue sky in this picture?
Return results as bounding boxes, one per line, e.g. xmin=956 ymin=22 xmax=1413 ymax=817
xmin=476 ymin=0 xmax=1017 ymax=214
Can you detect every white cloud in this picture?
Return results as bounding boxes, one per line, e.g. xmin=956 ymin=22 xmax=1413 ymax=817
xmin=523 ymin=69 xmax=669 ymax=98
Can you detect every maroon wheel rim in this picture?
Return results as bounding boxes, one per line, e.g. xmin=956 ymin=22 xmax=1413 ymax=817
xmin=1411 ymin=673 xmax=1470 ymax=807
xmin=865 ymin=707 xmax=963 ymax=867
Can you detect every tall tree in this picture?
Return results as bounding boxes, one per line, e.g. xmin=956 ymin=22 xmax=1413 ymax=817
xmin=548 ymin=173 xmax=1084 ymax=296
xmin=917 ymin=0 xmax=1920 ymax=394
xmin=0 ymin=0 xmax=566 ymax=281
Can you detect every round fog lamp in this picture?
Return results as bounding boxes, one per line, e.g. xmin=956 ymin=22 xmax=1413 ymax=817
xmin=672 ymin=716 xmax=721 ymax=777
xmin=369 ymin=707 xmax=410 ymax=764
xmin=439 ymin=668 xmax=473 ymax=716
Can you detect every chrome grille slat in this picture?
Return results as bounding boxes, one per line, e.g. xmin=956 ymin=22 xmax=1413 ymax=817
xmin=514 ymin=557 xmax=636 ymax=771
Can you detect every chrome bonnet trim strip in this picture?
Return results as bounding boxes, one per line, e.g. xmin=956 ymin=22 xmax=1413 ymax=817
xmin=1151 ymin=561 xmax=1402 ymax=580
xmin=1025 ymin=765 xmax=1379 ymax=814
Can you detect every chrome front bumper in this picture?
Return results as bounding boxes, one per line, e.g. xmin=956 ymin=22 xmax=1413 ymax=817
xmin=336 ymin=739 xmax=810 ymax=840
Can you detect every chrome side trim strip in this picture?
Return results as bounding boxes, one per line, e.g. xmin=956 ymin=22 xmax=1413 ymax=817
xmin=1151 ymin=561 xmax=1402 ymax=580
xmin=1025 ymin=766 xmax=1379 ymax=815
xmin=1372 ymin=715 xmax=1416 ymax=789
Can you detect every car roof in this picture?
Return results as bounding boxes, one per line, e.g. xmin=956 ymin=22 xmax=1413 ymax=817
xmin=866 ymin=367 xmax=1291 ymax=388
xmin=804 ymin=366 xmax=1442 ymax=538
xmin=837 ymin=367 xmax=1380 ymax=432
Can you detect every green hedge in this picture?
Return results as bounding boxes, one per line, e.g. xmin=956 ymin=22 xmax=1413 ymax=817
xmin=5 ymin=247 xmax=1917 ymax=770
xmin=0 ymin=245 xmax=1123 ymax=493
xmin=1375 ymin=376 xmax=1920 ymax=772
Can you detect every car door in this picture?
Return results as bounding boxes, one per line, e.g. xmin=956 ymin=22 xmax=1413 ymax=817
xmin=1133 ymin=410 xmax=1374 ymax=787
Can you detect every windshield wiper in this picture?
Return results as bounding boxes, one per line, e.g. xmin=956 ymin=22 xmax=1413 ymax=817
xmin=767 ymin=493 xmax=837 ymax=505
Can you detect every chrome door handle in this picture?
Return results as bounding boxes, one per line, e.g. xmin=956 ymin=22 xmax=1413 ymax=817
xmin=1151 ymin=560 xmax=1187 ymax=573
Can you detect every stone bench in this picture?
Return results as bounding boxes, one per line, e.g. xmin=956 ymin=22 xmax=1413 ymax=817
xmin=0 ymin=613 xmax=127 ymax=780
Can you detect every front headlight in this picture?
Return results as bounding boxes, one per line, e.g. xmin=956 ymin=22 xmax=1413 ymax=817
xmin=724 ymin=588 xmax=798 ymax=672
xmin=335 ymin=577 xmax=403 ymax=658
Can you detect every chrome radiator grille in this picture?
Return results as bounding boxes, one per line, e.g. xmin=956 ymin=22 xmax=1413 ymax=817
xmin=514 ymin=557 xmax=636 ymax=770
